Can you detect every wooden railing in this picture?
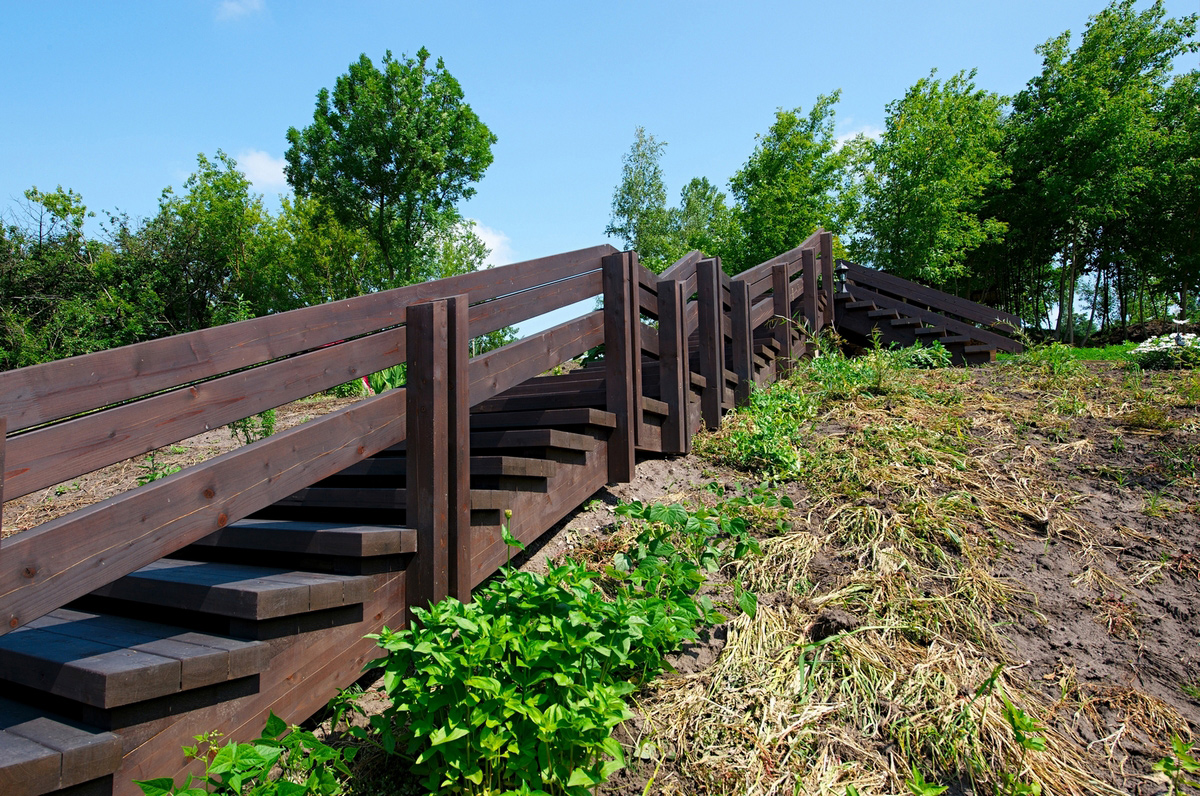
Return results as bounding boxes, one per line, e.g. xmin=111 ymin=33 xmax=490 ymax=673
xmin=0 ymin=228 xmax=944 ymax=637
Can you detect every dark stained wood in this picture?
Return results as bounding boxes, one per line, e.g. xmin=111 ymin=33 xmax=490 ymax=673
xmin=0 ymin=417 xmax=5 ymax=536
xmin=603 ymin=252 xmax=635 ymax=483
xmin=0 ymin=388 xmax=409 ymax=637
xmin=738 ymin=229 xmax=823 ymax=299
xmin=468 ymin=271 xmax=601 ymax=339
xmin=5 ymin=327 xmax=407 ymax=502
xmin=0 ymin=697 xmax=121 ymax=793
xmin=659 ymin=250 xmax=702 ymax=283
xmin=468 ymin=408 xmax=615 ymax=431
xmin=731 ymin=280 xmax=753 ymax=406
xmin=847 ymin=285 xmax=1022 ymax=353
xmin=820 ymin=231 xmax=834 ymax=329
xmin=772 ymin=263 xmax=794 ymax=374
xmin=189 ymin=520 xmax=417 ymax=558
xmin=0 ymin=729 xmax=60 ymax=796
xmin=472 ymin=389 xmax=607 ymax=414
xmin=697 ymin=258 xmax=724 ymax=430
xmin=0 ymin=245 xmax=616 ymax=433
xmin=656 ymin=279 xmax=688 ymax=454
xmin=405 ymin=299 xmax=450 ymax=620
xmin=629 ymin=254 xmax=647 ymax=449
xmin=446 ymin=295 xmax=472 ymax=602
xmin=843 ymin=260 xmax=1022 ymax=329
xmin=802 ymin=248 xmax=819 ymax=336
xmin=469 ymin=312 xmax=605 ymax=406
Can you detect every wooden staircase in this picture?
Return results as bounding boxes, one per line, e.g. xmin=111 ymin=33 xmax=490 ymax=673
xmin=0 ymin=232 xmax=1018 ymax=796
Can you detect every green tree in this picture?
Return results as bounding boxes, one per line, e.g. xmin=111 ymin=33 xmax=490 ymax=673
xmin=284 ymin=48 xmax=497 ymax=285
xmin=1002 ymin=0 xmax=1197 ymax=337
xmin=857 ymin=69 xmax=1009 ymax=287
xmin=667 ymin=177 xmax=738 ymax=268
xmin=728 ymin=92 xmax=849 ymax=272
xmin=605 ymin=127 xmax=673 ymax=270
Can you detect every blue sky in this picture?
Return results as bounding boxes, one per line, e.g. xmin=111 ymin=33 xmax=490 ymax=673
xmin=2 ymin=0 xmax=1196 ymax=270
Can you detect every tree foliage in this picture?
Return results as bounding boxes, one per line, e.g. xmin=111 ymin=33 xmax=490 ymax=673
xmin=284 ymin=48 xmax=497 ymax=285
xmin=605 ymin=127 xmax=673 ymax=271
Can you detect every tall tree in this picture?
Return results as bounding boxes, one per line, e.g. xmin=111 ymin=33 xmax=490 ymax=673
xmin=605 ymin=127 xmax=673 ymax=270
xmin=1003 ymin=0 xmax=1197 ymax=337
xmin=728 ymin=92 xmax=849 ymax=272
xmin=856 ymin=70 xmax=1009 ymax=288
xmin=284 ymin=48 xmax=496 ymax=285
xmin=667 ymin=177 xmax=738 ymax=268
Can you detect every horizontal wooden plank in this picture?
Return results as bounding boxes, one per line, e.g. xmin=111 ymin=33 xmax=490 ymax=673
xmin=5 ymin=327 xmax=407 ymax=502
xmin=0 ymin=729 xmax=59 ymax=796
xmin=189 ymin=519 xmax=417 ymax=557
xmin=468 ymin=311 xmax=605 ymax=407
xmin=472 ymin=389 xmax=607 ymax=414
xmin=467 ymin=408 xmax=616 ymax=431
xmin=1 ymin=245 xmax=617 ymax=432
xmin=0 ymin=698 xmax=121 ymax=792
xmin=468 ymin=270 xmax=601 ymax=339
xmin=0 ymin=388 xmax=409 ymax=636
xmin=659 ymin=250 xmax=702 ymax=283
xmin=843 ymin=260 xmax=1022 ymax=328
xmin=338 ymin=454 xmax=558 ymax=479
xmin=850 ymin=285 xmax=1022 ymax=353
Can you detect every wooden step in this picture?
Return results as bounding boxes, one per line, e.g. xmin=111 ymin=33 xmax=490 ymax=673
xmin=845 ymin=301 xmax=876 ymax=310
xmin=964 ymin=344 xmax=995 ymax=354
xmin=867 ymin=309 xmax=900 ymax=319
xmin=277 ymin=487 xmax=531 ymax=512
xmin=338 ymin=455 xmax=558 ymax=479
xmin=467 ymin=408 xmax=615 ymax=430
xmin=914 ymin=326 xmax=947 ymax=336
xmin=0 ymin=698 xmax=121 ymax=796
xmin=469 ymin=428 xmax=598 ymax=452
xmin=890 ymin=318 xmax=921 ymax=328
xmin=90 ymin=559 xmax=371 ymax=622
xmin=189 ymin=520 xmax=417 ymax=558
xmin=0 ymin=610 xmax=269 ymax=709
xmin=940 ymin=335 xmax=972 ymax=344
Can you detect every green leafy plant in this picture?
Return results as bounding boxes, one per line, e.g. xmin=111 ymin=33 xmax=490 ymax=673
xmin=137 ymin=454 xmax=182 ymax=485
xmin=366 ymin=364 xmax=406 ymax=394
xmin=906 ymin=764 xmax=948 ymax=795
xmin=134 ymin=712 xmax=354 ymax=795
xmin=324 ymin=379 xmax=366 ymax=399
xmin=228 ymin=409 xmax=276 ymax=446
xmin=1152 ymin=735 xmax=1200 ymax=792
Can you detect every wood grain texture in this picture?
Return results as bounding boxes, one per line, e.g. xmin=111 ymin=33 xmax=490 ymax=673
xmin=604 ymin=252 xmax=635 ymax=483
xmin=657 ymin=279 xmax=688 ymax=455
xmin=731 ymin=280 xmax=753 ymax=406
xmin=697 ymin=259 xmax=724 ymax=431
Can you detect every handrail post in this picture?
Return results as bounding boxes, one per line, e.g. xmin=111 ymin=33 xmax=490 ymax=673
xmin=820 ymin=231 xmax=834 ymax=330
xmin=697 ymin=258 xmax=724 ymax=430
xmin=406 ymin=299 xmax=451 ymax=621
xmin=629 ymin=253 xmax=645 ymax=448
xmin=445 ymin=295 xmax=472 ymax=602
xmin=731 ymin=280 xmax=753 ymax=406
xmin=803 ymin=247 xmax=819 ymax=340
xmin=603 ymin=252 xmax=635 ymax=483
xmin=0 ymin=417 xmax=6 ymax=535
xmin=657 ymin=279 xmax=688 ymax=454
xmin=772 ymin=262 xmax=794 ymax=375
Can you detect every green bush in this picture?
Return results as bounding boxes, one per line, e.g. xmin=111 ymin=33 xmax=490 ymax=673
xmin=366 ymin=364 xmax=406 ymax=394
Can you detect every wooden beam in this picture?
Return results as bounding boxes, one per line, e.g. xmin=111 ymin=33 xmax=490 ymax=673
xmin=446 ymin=295 xmax=472 ymax=603
xmin=820 ymin=231 xmax=834 ymax=330
xmin=603 ymin=252 xmax=635 ymax=483
xmin=629 ymin=253 xmax=646 ymax=449
xmin=697 ymin=258 xmax=724 ymax=430
xmin=731 ymin=280 xmax=753 ymax=406
xmin=1 ymin=417 xmax=5 ymax=536
xmin=657 ymin=279 xmax=688 ymax=454
xmin=802 ymin=247 xmax=819 ymax=337
xmin=405 ymin=300 xmax=450 ymax=621
xmin=772 ymin=263 xmax=794 ymax=374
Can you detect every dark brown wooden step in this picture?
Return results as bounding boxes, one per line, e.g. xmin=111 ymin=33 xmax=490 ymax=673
xmin=189 ymin=520 xmax=416 ymax=558
xmin=337 ymin=454 xmax=558 ymax=479
xmin=867 ymin=308 xmax=900 ymax=319
xmin=914 ymin=326 xmax=948 ymax=337
xmin=469 ymin=428 xmax=598 ymax=452
xmin=276 ymin=487 xmax=532 ymax=512
xmin=0 ymin=610 xmax=269 ymax=709
xmin=940 ymin=335 xmax=972 ymax=345
xmin=89 ymin=559 xmax=370 ymax=622
xmin=890 ymin=318 xmax=921 ymax=328
xmin=0 ymin=698 xmax=121 ymax=796
xmin=964 ymin=344 xmax=995 ymax=354
xmin=844 ymin=300 xmax=876 ymax=310
xmin=467 ymin=408 xmax=615 ymax=431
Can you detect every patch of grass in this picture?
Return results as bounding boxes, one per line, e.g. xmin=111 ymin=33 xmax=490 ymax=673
xmin=1121 ymin=405 xmax=1174 ymax=431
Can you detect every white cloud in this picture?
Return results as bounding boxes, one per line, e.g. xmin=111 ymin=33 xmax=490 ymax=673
xmin=835 ymin=124 xmax=884 ymax=150
xmin=237 ymin=149 xmax=289 ymax=192
xmin=216 ymin=0 xmax=263 ymax=21
xmin=471 ymin=221 xmax=516 ymax=267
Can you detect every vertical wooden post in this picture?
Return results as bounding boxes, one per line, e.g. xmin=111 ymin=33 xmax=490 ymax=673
xmin=628 ymin=253 xmax=645 ymax=448
xmin=604 ymin=252 xmax=635 ymax=483
xmin=731 ymin=280 xmax=753 ymax=406
xmin=445 ymin=295 xmax=472 ymax=602
xmin=803 ymin=247 xmax=819 ymax=338
xmin=406 ymin=299 xmax=450 ymax=622
xmin=820 ymin=231 xmax=835 ymax=330
xmin=772 ymin=263 xmax=794 ymax=374
xmin=657 ymin=279 xmax=688 ymax=454
xmin=0 ymin=418 xmax=6 ymax=535
xmin=697 ymin=258 xmax=723 ymax=430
